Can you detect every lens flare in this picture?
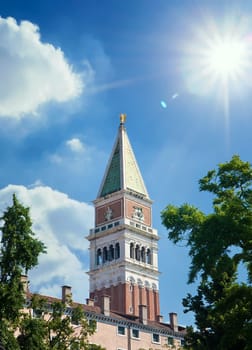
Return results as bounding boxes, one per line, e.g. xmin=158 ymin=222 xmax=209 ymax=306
xmin=160 ymin=100 xmax=167 ymax=108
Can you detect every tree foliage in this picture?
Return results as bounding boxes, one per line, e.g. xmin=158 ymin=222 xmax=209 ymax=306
xmin=17 ymin=295 xmax=105 ymax=350
xmin=161 ymin=155 xmax=252 ymax=350
xmin=0 ymin=194 xmax=105 ymax=350
xmin=0 ymin=194 xmax=46 ymax=348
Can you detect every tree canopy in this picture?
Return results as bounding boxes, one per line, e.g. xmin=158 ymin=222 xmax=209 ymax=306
xmin=0 ymin=194 xmax=46 ymax=348
xmin=0 ymin=194 xmax=105 ymax=350
xmin=17 ymin=295 xmax=105 ymax=350
xmin=161 ymin=155 xmax=252 ymax=350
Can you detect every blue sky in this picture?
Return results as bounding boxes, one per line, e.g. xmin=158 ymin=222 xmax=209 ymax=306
xmin=0 ymin=0 xmax=252 ymax=327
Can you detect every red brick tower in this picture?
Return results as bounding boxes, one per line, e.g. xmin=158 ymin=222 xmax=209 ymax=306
xmin=87 ymin=115 xmax=160 ymax=321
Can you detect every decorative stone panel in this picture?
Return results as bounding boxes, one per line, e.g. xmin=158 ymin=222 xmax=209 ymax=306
xmin=125 ymin=199 xmax=151 ymax=226
xmin=96 ymin=199 xmax=123 ymax=225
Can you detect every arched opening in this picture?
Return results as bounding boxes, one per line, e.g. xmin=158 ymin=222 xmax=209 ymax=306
xmin=109 ymin=244 xmax=114 ymax=261
xmin=141 ymin=247 xmax=145 ymax=262
xmin=135 ymin=245 xmax=140 ymax=261
xmin=103 ymin=246 xmax=108 ymax=263
xmin=96 ymin=248 xmax=102 ymax=265
xmin=130 ymin=243 xmax=134 ymax=259
xmin=115 ymin=242 xmax=120 ymax=259
xmin=146 ymin=248 xmax=152 ymax=264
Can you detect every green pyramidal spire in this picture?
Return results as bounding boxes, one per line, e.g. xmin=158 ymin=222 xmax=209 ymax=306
xmin=98 ymin=114 xmax=149 ymax=199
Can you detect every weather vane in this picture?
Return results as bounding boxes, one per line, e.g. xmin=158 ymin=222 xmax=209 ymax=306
xmin=120 ymin=113 xmax=126 ymax=124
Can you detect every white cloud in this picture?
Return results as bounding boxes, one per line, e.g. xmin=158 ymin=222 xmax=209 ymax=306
xmin=49 ymin=154 xmax=63 ymax=164
xmin=0 ymin=16 xmax=84 ymax=119
xmin=0 ymin=184 xmax=94 ymax=302
xmin=48 ymin=137 xmax=93 ymax=169
xmin=66 ymin=138 xmax=85 ymax=153
xmin=28 ymin=179 xmax=44 ymax=188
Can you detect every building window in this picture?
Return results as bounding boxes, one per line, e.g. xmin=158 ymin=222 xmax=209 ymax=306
xmin=131 ymin=328 xmax=140 ymax=339
xmin=152 ymin=333 xmax=160 ymax=344
xmin=33 ymin=309 xmax=43 ymax=318
xmin=65 ymin=307 xmax=72 ymax=316
xmin=117 ymin=325 xmax=126 ymax=335
xmin=115 ymin=243 xmax=120 ymax=259
xmin=181 ymin=339 xmax=185 ymax=346
xmin=167 ymin=336 xmax=174 ymax=346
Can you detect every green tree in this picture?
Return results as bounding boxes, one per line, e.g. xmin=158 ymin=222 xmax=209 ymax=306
xmin=161 ymin=155 xmax=252 ymax=350
xmin=0 ymin=194 xmax=46 ymax=349
xmin=18 ymin=317 xmax=48 ymax=350
xmin=18 ymin=294 xmax=105 ymax=350
xmin=0 ymin=195 xmax=106 ymax=350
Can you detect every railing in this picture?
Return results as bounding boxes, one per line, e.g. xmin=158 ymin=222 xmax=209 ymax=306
xmin=89 ymin=218 xmax=157 ymax=236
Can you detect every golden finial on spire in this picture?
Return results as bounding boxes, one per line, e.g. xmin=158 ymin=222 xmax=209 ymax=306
xmin=120 ymin=113 xmax=126 ymax=124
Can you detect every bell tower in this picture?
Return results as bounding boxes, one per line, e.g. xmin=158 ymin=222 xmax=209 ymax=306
xmin=87 ymin=115 xmax=160 ymax=321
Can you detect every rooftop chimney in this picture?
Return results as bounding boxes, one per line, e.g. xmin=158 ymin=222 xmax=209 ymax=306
xmin=62 ymin=285 xmax=72 ymax=304
xmin=86 ymin=298 xmax=95 ymax=307
xmin=157 ymin=314 xmax=164 ymax=323
xmin=101 ymin=295 xmax=110 ymax=316
xmin=139 ymin=304 xmax=148 ymax=325
xmin=169 ymin=312 xmax=178 ymax=332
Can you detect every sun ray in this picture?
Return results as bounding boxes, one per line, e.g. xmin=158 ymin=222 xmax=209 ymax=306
xmin=181 ymin=14 xmax=252 ymax=147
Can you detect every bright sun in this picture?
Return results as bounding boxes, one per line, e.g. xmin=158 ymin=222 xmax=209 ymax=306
xmin=182 ymin=16 xmax=252 ymax=98
xmin=205 ymin=36 xmax=248 ymax=80
xmin=181 ymin=16 xmax=252 ymax=141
